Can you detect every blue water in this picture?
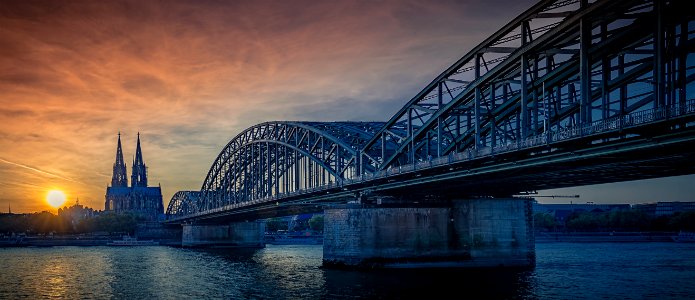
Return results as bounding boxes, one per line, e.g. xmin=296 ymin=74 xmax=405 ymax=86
xmin=0 ymin=243 xmax=694 ymax=299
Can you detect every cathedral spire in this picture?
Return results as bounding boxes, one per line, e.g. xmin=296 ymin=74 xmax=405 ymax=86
xmin=131 ymin=132 xmax=148 ymax=187
xmin=111 ymin=132 xmax=128 ymax=187
xmin=135 ymin=132 xmax=143 ymax=165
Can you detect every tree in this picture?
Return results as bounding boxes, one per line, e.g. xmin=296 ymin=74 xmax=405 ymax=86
xmin=0 ymin=214 xmax=29 ymax=234
xmin=669 ymin=211 xmax=695 ymax=231
xmin=308 ymin=215 xmax=324 ymax=232
xmin=607 ymin=210 xmax=649 ymax=231
xmin=265 ymin=218 xmax=288 ymax=232
xmin=77 ymin=212 xmax=141 ymax=234
xmin=28 ymin=211 xmax=70 ymax=234
xmin=534 ymin=213 xmax=556 ymax=231
xmin=566 ymin=212 xmax=606 ymax=231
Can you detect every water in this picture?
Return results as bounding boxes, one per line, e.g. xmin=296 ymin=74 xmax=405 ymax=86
xmin=1 ymin=243 xmax=694 ymax=299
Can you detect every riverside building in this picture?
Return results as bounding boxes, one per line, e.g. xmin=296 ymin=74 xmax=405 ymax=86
xmin=104 ymin=133 xmax=164 ymax=221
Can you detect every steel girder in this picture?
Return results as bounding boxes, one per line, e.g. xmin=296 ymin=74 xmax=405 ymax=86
xmin=170 ymin=0 xmax=695 ymax=222
xmin=360 ymin=0 xmax=695 ymax=171
xmin=197 ymin=122 xmax=384 ymax=211
xmin=165 ymin=191 xmax=200 ymax=219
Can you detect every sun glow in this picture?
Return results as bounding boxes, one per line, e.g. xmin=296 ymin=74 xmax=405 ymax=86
xmin=46 ymin=190 xmax=67 ymax=208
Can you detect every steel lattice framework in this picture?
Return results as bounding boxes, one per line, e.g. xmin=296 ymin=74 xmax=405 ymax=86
xmin=166 ymin=191 xmax=200 ymax=219
xmin=360 ymin=0 xmax=694 ymax=171
xmin=194 ymin=122 xmax=384 ymax=213
xmin=167 ymin=0 xmax=695 ymax=222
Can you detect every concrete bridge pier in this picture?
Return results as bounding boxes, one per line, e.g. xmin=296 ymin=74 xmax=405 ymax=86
xmin=181 ymin=220 xmax=265 ymax=248
xmin=322 ymin=197 xmax=534 ymax=269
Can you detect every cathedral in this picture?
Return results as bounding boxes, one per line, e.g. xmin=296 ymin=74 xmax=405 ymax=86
xmin=104 ymin=133 xmax=164 ymax=221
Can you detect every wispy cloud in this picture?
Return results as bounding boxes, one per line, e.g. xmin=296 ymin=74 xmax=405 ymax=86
xmin=0 ymin=157 xmax=83 ymax=184
xmin=2 ymin=0 xmax=689 ymax=212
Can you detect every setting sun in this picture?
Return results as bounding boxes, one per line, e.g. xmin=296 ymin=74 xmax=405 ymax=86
xmin=46 ymin=190 xmax=67 ymax=208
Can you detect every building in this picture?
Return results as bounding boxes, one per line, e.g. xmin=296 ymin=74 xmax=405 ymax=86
xmin=58 ymin=198 xmax=97 ymax=227
xmin=533 ymin=202 xmax=631 ymax=225
xmin=631 ymin=203 xmax=657 ymax=216
xmin=632 ymin=201 xmax=695 ymax=217
xmin=104 ymin=133 xmax=164 ymax=221
xmin=534 ymin=203 xmax=631 ymax=214
xmin=535 ymin=201 xmax=695 ymax=222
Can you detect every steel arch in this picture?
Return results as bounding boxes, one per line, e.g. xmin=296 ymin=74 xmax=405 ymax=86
xmin=360 ymin=0 xmax=694 ymax=171
xmin=198 ymin=121 xmax=384 ymax=211
xmin=165 ymin=191 xmax=200 ymax=219
xmin=168 ymin=0 xmax=695 ymax=223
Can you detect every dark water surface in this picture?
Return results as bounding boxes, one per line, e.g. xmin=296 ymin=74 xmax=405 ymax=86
xmin=1 ymin=242 xmax=694 ymax=299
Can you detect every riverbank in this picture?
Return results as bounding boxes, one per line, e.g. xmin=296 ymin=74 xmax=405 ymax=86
xmin=0 ymin=235 xmax=181 ymax=247
xmin=1 ymin=231 xmax=683 ymax=247
xmin=535 ymin=231 xmax=677 ymax=243
xmin=264 ymin=232 xmax=323 ymax=245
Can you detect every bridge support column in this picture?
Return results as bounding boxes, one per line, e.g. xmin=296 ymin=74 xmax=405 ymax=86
xmin=181 ymin=221 xmax=265 ymax=248
xmin=323 ymin=197 xmax=534 ymax=269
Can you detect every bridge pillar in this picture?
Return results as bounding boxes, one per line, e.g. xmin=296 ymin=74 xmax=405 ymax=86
xmin=181 ymin=221 xmax=265 ymax=248
xmin=322 ymin=197 xmax=534 ymax=269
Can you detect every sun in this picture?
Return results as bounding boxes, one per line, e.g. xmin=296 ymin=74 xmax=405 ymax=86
xmin=46 ymin=190 xmax=67 ymax=208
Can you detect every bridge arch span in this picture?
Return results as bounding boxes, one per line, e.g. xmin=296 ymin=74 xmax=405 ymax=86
xmin=168 ymin=0 xmax=695 ymax=224
xmin=361 ymin=0 xmax=694 ymax=171
xmin=166 ymin=191 xmax=200 ymax=219
xmin=198 ymin=121 xmax=384 ymax=211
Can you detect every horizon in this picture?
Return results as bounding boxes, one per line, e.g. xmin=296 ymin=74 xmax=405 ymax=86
xmin=1 ymin=0 xmax=693 ymax=213
xmin=4 ymin=196 xmax=694 ymax=216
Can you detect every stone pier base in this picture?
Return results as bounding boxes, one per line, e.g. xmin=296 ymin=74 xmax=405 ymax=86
xmin=323 ymin=198 xmax=534 ymax=269
xmin=181 ymin=221 xmax=265 ymax=248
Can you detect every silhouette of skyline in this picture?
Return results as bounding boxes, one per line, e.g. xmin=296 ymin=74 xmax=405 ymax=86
xmin=1 ymin=0 xmax=692 ymax=212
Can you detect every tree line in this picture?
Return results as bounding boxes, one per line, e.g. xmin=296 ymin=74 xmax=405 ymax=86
xmin=0 ymin=212 xmax=144 ymax=235
xmin=535 ymin=210 xmax=695 ymax=232
xmin=1 ymin=211 xmax=325 ymax=236
xmin=265 ymin=215 xmax=324 ymax=233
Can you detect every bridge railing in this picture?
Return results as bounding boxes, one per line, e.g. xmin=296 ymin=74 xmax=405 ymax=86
xmin=172 ymin=100 xmax=695 ymax=221
xmin=353 ymin=100 xmax=695 ymax=185
xmin=550 ymin=101 xmax=695 ymax=143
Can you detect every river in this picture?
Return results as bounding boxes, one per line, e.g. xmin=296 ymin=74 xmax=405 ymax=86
xmin=1 ymin=242 xmax=694 ymax=299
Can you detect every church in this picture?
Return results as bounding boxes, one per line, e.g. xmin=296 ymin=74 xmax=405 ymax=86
xmin=104 ymin=132 xmax=164 ymax=221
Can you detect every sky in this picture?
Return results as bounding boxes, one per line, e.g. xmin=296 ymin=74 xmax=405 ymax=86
xmin=1 ymin=0 xmax=693 ymax=213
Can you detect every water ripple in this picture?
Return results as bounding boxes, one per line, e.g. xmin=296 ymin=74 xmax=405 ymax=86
xmin=0 ymin=242 xmax=694 ymax=299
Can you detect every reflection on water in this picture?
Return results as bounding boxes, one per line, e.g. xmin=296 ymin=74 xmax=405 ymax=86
xmin=43 ymin=257 xmax=67 ymax=298
xmin=1 ymin=248 xmax=115 ymax=299
xmin=323 ymin=267 xmax=533 ymax=299
xmin=1 ymin=243 xmax=694 ymax=299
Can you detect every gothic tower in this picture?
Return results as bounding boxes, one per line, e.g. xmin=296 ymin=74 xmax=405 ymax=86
xmin=106 ymin=132 xmax=162 ymax=219
xmin=131 ymin=132 xmax=148 ymax=187
xmin=111 ymin=132 xmax=128 ymax=187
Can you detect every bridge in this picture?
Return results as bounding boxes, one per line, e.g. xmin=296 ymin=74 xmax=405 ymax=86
xmin=165 ymin=0 xmax=695 ymax=268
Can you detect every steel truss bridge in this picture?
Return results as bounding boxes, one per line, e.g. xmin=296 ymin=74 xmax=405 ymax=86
xmin=167 ymin=0 xmax=695 ymax=223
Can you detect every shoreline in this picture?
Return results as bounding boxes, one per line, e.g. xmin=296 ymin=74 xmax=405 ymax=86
xmin=0 ymin=237 xmax=182 ymax=247
xmin=0 ymin=232 xmax=684 ymax=247
xmin=534 ymin=232 xmax=677 ymax=243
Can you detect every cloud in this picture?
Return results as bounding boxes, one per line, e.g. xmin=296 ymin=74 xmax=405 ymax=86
xmin=0 ymin=158 xmax=83 ymax=184
xmin=6 ymin=0 xmax=688 ymax=212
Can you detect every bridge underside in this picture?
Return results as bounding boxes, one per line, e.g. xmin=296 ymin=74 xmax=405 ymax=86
xmin=177 ymin=122 xmax=695 ymax=224
xmin=369 ymin=123 xmax=695 ymax=199
xmin=164 ymin=0 xmax=695 ymax=269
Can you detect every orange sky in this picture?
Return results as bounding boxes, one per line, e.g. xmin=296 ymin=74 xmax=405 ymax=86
xmin=1 ymin=0 xmax=693 ymax=213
